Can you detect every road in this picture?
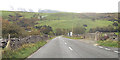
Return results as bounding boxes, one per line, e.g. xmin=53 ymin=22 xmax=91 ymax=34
xmin=28 ymin=36 xmax=118 ymax=58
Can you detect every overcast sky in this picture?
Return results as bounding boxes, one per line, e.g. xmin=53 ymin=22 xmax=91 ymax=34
xmin=0 ymin=0 xmax=120 ymax=13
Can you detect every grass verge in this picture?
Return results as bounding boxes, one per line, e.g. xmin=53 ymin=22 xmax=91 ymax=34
xmin=64 ymin=36 xmax=82 ymax=39
xmin=97 ymin=40 xmax=119 ymax=48
xmin=2 ymin=41 xmax=46 ymax=60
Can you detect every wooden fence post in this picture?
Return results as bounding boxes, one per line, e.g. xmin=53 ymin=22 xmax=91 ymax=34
xmin=5 ymin=34 xmax=11 ymax=50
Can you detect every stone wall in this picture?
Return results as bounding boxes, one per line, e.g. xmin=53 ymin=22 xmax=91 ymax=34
xmin=1 ymin=34 xmax=50 ymax=50
xmin=83 ymin=33 xmax=96 ymax=40
xmin=80 ymin=32 xmax=118 ymax=41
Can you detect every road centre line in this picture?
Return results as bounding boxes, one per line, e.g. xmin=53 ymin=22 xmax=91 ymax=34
xmin=105 ymin=48 xmax=111 ymax=50
xmin=69 ymin=47 xmax=73 ymax=51
xmin=98 ymin=46 xmax=103 ymax=48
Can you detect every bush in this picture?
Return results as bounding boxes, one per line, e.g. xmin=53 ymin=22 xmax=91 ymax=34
xmin=2 ymin=20 xmax=28 ymax=38
xmin=89 ymin=25 xmax=117 ymax=33
xmin=36 ymin=25 xmax=53 ymax=35
xmin=73 ymin=27 xmax=86 ymax=34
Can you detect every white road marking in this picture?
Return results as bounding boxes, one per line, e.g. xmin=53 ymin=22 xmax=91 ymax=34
xmin=65 ymin=42 xmax=67 ymax=44
xmin=105 ymin=48 xmax=111 ymax=50
xmin=98 ymin=46 xmax=103 ymax=48
xmin=114 ymin=51 xmax=119 ymax=53
xmin=69 ymin=47 xmax=73 ymax=51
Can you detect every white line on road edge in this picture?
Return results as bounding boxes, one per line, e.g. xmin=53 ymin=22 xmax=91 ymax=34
xmin=69 ymin=47 xmax=73 ymax=51
xmin=65 ymin=42 xmax=67 ymax=45
xmin=105 ymin=48 xmax=111 ymax=50
xmin=114 ymin=51 xmax=119 ymax=53
xmin=98 ymin=46 xmax=103 ymax=48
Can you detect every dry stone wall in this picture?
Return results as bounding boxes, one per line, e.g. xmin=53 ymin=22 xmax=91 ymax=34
xmin=1 ymin=34 xmax=50 ymax=50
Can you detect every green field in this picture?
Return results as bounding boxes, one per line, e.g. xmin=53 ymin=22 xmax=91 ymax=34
xmin=1 ymin=11 xmax=115 ymax=32
xmin=35 ymin=19 xmax=113 ymax=32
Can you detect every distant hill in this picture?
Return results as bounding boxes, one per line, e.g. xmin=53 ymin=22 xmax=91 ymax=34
xmin=1 ymin=11 xmax=117 ymax=21
xmin=8 ymin=7 xmax=60 ymax=13
xmin=38 ymin=9 xmax=60 ymax=13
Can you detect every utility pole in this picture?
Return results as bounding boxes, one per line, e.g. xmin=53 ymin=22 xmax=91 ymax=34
xmin=70 ymin=23 xmax=73 ymax=37
xmin=72 ymin=23 xmax=73 ymax=33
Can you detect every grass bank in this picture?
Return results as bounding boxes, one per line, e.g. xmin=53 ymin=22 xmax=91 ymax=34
xmin=64 ymin=36 xmax=82 ymax=39
xmin=2 ymin=41 xmax=46 ymax=60
xmin=36 ymin=19 xmax=113 ymax=32
xmin=97 ymin=40 xmax=119 ymax=48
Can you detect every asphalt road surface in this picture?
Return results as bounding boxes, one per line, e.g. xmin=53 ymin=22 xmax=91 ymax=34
xmin=28 ymin=36 xmax=118 ymax=58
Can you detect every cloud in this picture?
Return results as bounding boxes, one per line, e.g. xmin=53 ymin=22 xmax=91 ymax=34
xmin=0 ymin=0 xmax=119 ymax=13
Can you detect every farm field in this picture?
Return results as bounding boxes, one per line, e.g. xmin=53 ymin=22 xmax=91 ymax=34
xmin=35 ymin=19 xmax=113 ymax=32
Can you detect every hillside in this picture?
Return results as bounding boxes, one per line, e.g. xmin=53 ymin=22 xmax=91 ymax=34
xmin=1 ymin=11 xmax=118 ymax=33
xmin=2 ymin=11 xmax=117 ymax=20
xmin=35 ymin=19 xmax=113 ymax=32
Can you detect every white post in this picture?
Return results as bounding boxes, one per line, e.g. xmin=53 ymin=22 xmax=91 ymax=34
xmin=70 ymin=32 xmax=72 ymax=37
